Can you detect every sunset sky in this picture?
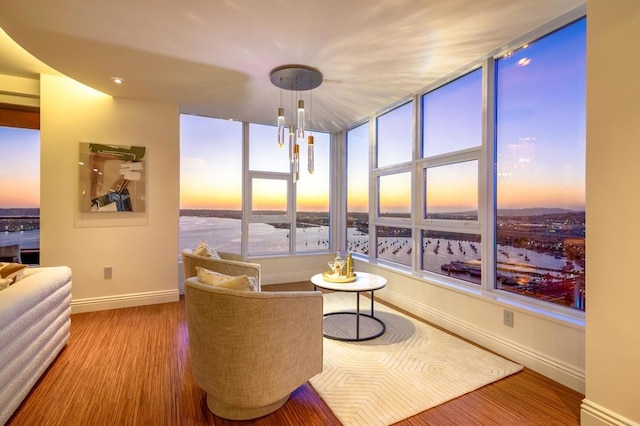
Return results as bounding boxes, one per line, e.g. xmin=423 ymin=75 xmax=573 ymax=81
xmin=180 ymin=115 xmax=331 ymax=212
xmin=0 ymin=20 xmax=585 ymax=214
xmin=496 ymin=18 xmax=586 ymax=211
xmin=0 ymin=126 xmax=39 ymax=208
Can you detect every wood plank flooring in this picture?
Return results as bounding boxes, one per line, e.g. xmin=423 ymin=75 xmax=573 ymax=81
xmin=8 ymin=281 xmax=584 ymax=425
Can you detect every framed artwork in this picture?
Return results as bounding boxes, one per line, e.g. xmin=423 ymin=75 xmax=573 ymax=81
xmin=79 ymin=143 xmax=146 ymax=212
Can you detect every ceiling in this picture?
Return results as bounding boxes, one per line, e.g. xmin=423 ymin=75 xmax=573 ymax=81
xmin=0 ymin=0 xmax=584 ymax=133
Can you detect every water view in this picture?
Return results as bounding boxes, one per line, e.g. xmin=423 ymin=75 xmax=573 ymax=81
xmin=0 ymin=209 xmax=40 ymax=250
xmin=181 ymin=208 xmax=585 ymax=311
xmin=1 ymin=208 xmax=584 ymax=311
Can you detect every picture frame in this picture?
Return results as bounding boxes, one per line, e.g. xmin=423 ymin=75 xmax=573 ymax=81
xmin=78 ymin=143 xmax=147 ymax=213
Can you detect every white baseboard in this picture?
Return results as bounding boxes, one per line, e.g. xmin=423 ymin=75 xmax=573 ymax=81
xmin=581 ymin=399 xmax=639 ymax=426
xmin=71 ymin=290 xmax=180 ymax=314
xmin=378 ymin=287 xmax=585 ymax=393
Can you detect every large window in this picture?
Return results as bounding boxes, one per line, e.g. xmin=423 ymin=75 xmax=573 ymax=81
xmin=0 ymin=112 xmax=40 ymax=262
xmin=346 ymin=123 xmax=370 ymax=256
xmin=419 ymin=69 xmax=482 ymax=284
xmin=343 ymin=16 xmax=585 ymax=315
xmin=247 ymin=123 xmax=331 ymax=256
xmin=374 ymin=103 xmax=413 ymax=266
xmin=495 ymin=18 xmax=586 ymax=310
xmin=295 ymin=131 xmax=331 ymax=253
xmin=247 ymin=124 xmax=290 ymax=255
xmin=179 ymin=115 xmax=243 ymax=256
xmin=179 ymin=115 xmax=332 ymax=258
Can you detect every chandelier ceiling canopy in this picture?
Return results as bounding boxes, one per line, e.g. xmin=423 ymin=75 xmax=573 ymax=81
xmin=269 ymin=65 xmax=323 ymax=91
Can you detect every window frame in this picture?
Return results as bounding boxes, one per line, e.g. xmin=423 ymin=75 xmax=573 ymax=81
xmin=371 ymin=101 xmax=414 ymax=268
xmin=345 ymin=120 xmax=372 ymax=259
xmin=414 ymin=65 xmax=485 ymax=286
xmin=340 ymin=10 xmax=586 ymax=322
xmin=244 ymin=123 xmax=334 ymax=257
xmin=491 ymin=17 xmax=586 ymax=314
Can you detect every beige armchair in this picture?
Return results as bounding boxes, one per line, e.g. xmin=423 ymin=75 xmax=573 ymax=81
xmin=181 ymin=249 xmax=261 ymax=290
xmin=185 ymin=278 xmax=323 ymax=420
xmin=0 ymin=244 xmax=21 ymax=263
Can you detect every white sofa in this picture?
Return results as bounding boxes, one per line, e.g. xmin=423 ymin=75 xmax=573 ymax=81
xmin=0 ymin=266 xmax=72 ymax=425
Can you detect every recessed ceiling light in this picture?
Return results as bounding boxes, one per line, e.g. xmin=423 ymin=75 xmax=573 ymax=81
xmin=111 ymin=77 xmax=124 ymax=84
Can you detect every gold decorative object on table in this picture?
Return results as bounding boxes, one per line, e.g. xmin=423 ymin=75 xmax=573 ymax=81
xmin=323 ymin=251 xmax=357 ymax=283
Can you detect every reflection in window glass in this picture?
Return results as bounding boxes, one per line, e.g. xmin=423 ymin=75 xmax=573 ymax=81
xmin=378 ymin=172 xmax=411 ymax=218
xmin=421 ymin=230 xmax=481 ymax=285
xmin=346 ymin=123 xmax=370 ymax=255
xmin=248 ymin=223 xmax=290 ymax=255
xmin=252 ymin=178 xmax=287 ymax=215
xmin=422 ymin=69 xmax=482 ymax=158
xmin=495 ymin=18 xmax=586 ymax=310
xmin=296 ymin=131 xmax=331 ymax=252
xmin=249 ymin=123 xmax=291 ymax=173
xmin=376 ymin=226 xmax=412 ymax=266
xmin=377 ymin=102 xmax=413 ymax=168
xmin=425 ymin=161 xmax=478 ymax=220
xmin=179 ymin=115 xmax=242 ymax=256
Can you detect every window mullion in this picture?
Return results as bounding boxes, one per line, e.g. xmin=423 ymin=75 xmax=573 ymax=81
xmin=482 ymin=58 xmax=496 ymax=294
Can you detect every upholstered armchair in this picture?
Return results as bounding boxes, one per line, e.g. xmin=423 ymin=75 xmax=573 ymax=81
xmin=185 ymin=278 xmax=323 ymax=420
xmin=0 ymin=244 xmax=21 ymax=263
xmin=181 ymin=249 xmax=261 ymax=290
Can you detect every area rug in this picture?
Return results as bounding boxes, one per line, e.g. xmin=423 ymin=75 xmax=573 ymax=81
xmin=309 ymin=292 xmax=523 ymax=426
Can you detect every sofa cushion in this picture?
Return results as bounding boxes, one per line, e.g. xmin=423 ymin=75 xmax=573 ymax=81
xmin=196 ymin=266 xmax=255 ymax=291
xmin=0 ymin=263 xmax=28 ymax=284
xmin=192 ymin=241 xmax=221 ymax=259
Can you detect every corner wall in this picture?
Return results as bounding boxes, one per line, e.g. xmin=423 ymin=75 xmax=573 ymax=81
xmin=582 ymin=1 xmax=640 ymax=425
xmin=39 ymin=74 xmax=180 ymax=312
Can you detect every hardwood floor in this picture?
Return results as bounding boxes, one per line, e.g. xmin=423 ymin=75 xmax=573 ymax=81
xmin=8 ymin=281 xmax=583 ymax=425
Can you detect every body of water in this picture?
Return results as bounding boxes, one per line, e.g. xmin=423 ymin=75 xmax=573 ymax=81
xmin=179 ymin=216 xmax=330 ymax=260
xmin=0 ymin=230 xmax=39 ymax=250
xmin=6 ymin=217 xmax=581 ymax=291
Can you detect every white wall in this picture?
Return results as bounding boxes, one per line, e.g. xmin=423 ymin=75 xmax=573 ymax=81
xmin=582 ymin=1 xmax=640 ymax=425
xmin=39 ymin=74 xmax=181 ymax=313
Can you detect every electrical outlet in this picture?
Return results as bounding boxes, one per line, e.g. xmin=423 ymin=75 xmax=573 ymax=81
xmin=503 ymin=309 xmax=514 ymax=327
xmin=104 ymin=266 xmax=113 ymax=279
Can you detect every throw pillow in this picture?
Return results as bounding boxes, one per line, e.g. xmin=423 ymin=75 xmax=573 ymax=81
xmin=215 ymin=275 xmax=253 ymax=291
xmin=195 ymin=266 xmax=253 ymax=291
xmin=0 ymin=263 xmax=28 ymax=284
xmin=192 ymin=241 xmax=221 ymax=259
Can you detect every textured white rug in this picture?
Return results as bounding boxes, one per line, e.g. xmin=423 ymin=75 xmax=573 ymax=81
xmin=309 ymin=292 xmax=523 ymax=426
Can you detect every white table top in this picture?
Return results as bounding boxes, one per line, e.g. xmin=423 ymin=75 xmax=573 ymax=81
xmin=311 ymin=271 xmax=387 ymax=292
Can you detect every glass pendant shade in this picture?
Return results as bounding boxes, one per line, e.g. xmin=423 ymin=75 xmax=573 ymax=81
xmin=297 ymin=100 xmax=305 ymax=139
xmin=307 ymin=135 xmax=314 ymax=174
xmin=294 ymin=143 xmax=300 ymax=182
xmin=288 ymin=125 xmax=295 ymax=163
xmin=277 ymin=108 xmax=285 ymax=148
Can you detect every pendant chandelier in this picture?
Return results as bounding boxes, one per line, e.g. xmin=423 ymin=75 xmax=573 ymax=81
xmin=270 ymin=64 xmax=323 ymax=182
